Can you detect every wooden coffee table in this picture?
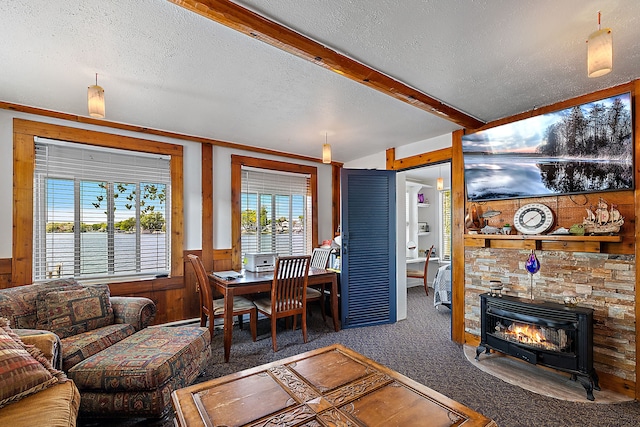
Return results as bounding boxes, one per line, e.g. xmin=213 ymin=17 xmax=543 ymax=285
xmin=172 ymin=344 xmax=497 ymax=427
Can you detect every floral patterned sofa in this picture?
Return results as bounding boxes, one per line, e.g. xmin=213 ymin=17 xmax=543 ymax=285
xmin=0 ymin=278 xmax=156 ymax=371
xmin=0 ymin=278 xmax=211 ymax=419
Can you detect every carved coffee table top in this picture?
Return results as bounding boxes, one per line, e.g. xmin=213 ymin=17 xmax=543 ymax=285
xmin=172 ymin=344 xmax=497 ymax=427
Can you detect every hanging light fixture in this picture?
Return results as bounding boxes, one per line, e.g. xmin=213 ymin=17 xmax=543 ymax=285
xmin=322 ymin=133 xmax=331 ymax=164
xmin=587 ymin=11 xmax=612 ymax=78
xmin=436 ymin=164 xmax=444 ymax=190
xmin=87 ymin=73 xmax=105 ymax=118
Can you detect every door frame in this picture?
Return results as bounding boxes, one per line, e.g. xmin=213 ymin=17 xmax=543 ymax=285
xmin=386 ymin=132 xmax=464 ymax=344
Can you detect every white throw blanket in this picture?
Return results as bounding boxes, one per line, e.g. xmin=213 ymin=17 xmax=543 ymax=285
xmin=433 ymin=264 xmax=451 ymax=308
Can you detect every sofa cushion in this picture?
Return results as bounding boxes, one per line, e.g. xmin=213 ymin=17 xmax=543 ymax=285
xmin=0 ymin=279 xmax=79 ymax=329
xmin=0 ymin=318 xmax=67 ymax=409
xmin=0 ymin=380 xmax=80 ymax=427
xmin=60 ymin=323 xmax=136 ymax=371
xmin=36 ymin=284 xmax=114 ymax=339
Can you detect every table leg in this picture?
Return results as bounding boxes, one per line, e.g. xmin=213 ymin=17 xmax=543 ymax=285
xmin=223 ymin=289 xmax=234 ymax=362
xmin=330 ymin=275 xmax=340 ymax=331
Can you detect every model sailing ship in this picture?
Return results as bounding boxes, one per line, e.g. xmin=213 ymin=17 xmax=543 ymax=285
xmin=583 ymin=198 xmax=624 ymax=234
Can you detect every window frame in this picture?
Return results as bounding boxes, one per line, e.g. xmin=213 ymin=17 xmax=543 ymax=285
xmin=439 ymin=188 xmax=452 ymax=261
xmin=12 ymin=119 xmax=184 ymax=285
xmin=231 ymin=155 xmax=318 ymax=270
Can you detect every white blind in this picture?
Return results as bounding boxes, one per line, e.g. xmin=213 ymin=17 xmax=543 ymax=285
xmin=240 ymin=166 xmax=312 ymax=258
xmin=33 ymin=138 xmax=171 ymax=281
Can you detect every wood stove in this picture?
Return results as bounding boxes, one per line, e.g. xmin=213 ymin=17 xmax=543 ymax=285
xmin=475 ymin=293 xmax=600 ymax=400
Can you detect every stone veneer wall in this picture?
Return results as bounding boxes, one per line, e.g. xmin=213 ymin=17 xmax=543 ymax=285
xmin=464 ymin=247 xmax=636 ymax=383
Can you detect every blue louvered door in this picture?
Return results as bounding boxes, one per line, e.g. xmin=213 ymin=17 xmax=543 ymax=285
xmin=340 ymin=168 xmax=396 ymax=328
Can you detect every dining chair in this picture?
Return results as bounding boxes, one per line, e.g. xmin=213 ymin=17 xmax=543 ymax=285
xmin=406 ymin=245 xmax=434 ymax=296
xmin=253 ymin=255 xmax=311 ymax=351
xmin=187 ymin=254 xmax=257 ymax=342
xmin=307 ymin=247 xmax=332 ymax=321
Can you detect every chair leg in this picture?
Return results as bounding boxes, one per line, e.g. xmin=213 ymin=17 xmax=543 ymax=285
xmin=238 ymin=314 xmax=244 ymax=330
xmin=319 ymin=288 xmax=326 ymax=322
xmin=423 ymin=277 xmax=429 ymax=296
xmin=271 ymin=316 xmax=278 ymax=352
xmin=200 ymin=312 xmax=207 ymax=328
xmin=301 ymin=311 xmax=308 ymax=344
xmin=207 ymin=316 xmax=214 ymax=341
xmin=249 ymin=310 xmax=257 ymax=342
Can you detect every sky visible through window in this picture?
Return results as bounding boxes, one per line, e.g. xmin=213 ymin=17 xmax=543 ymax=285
xmin=47 ymin=179 xmax=166 ymax=225
xmin=241 ymin=193 xmax=306 ymax=227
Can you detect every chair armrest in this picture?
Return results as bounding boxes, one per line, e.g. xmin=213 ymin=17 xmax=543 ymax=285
xmin=110 ymin=296 xmax=157 ymax=331
xmin=15 ymin=329 xmax=61 ymax=369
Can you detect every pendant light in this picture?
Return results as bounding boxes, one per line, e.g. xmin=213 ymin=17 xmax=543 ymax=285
xmin=587 ymin=11 xmax=612 ymax=78
xmin=87 ymin=73 xmax=105 ymax=118
xmin=436 ymin=164 xmax=444 ymax=190
xmin=322 ymin=133 xmax=331 ymax=164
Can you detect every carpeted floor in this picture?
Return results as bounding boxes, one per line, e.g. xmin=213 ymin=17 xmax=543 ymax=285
xmin=81 ymin=286 xmax=640 ymax=426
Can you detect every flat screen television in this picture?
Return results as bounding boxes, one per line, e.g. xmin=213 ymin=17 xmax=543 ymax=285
xmin=462 ymin=92 xmax=633 ymax=201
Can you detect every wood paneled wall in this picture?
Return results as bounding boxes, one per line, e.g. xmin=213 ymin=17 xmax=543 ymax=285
xmin=0 ymin=259 xmax=11 ymax=289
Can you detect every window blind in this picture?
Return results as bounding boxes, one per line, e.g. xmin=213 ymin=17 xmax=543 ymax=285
xmin=33 ymin=138 xmax=171 ymax=281
xmin=240 ymin=166 xmax=311 ymax=258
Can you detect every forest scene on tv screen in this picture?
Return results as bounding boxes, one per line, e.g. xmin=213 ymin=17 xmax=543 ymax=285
xmin=463 ymin=92 xmax=633 ymax=201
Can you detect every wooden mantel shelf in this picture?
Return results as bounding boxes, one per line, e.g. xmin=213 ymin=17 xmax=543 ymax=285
xmin=464 ymin=234 xmax=622 ymax=253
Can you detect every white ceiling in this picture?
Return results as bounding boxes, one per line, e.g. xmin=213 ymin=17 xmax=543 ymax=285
xmin=1 ymin=1 xmax=639 ymax=163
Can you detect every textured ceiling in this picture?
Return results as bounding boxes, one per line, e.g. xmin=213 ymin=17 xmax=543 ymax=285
xmin=1 ymin=1 xmax=639 ymax=163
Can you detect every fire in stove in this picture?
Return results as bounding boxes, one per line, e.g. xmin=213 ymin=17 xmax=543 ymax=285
xmin=492 ymin=321 xmax=570 ymax=352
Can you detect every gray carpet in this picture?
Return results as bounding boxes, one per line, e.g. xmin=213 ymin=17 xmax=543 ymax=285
xmin=82 ymin=287 xmax=640 ymax=426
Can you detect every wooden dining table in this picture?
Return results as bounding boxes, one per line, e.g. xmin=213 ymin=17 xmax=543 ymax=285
xmin=208 ymin=268 xmax=340 ymax=362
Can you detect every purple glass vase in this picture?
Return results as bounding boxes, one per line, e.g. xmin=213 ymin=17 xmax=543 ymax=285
xmin=525 ymin=250 xmax=540 ymax=274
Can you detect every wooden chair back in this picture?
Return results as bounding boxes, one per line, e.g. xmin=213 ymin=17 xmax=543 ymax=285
xmin=407 ymin=245 xmax=434 ymax=296
xmin=422 ymin=245 xmax=434 ymax=277
xmin=187 ymin=254 xmax=214 ymax=332
xmin=271 ymin=255 xmax=311 ymax=316
xmin=310 ymin=247 xmax=332 ymax=269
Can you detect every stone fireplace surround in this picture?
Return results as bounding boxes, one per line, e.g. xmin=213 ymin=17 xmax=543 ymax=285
xmin=464 ymin=248 xmax=636 ymax=388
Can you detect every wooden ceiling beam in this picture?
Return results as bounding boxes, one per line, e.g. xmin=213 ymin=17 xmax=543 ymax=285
xmin=168 ymin=0 xmax=485 ymax=130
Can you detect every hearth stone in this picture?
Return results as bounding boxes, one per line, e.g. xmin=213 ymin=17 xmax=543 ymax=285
xmin=475 ymin=293 xmax=600 ymax=400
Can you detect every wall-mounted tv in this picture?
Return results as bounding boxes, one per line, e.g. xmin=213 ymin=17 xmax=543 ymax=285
xmin=462 ymin=92 xmax=633 ymax=201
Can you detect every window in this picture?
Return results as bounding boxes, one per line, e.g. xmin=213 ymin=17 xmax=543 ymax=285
xmin=240 ymin=167 xmax=312 ymax=257
xmin=33 ymin=138 xmax=171 ymax=281
xmin=231 ymin=155 xmax=318 ymax=269
xmin=440 ymin=189 xmax=452 ymax=260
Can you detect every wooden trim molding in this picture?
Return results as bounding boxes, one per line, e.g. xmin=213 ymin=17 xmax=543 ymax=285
xmin=450 ymin=130 xmax=465 ymax=344
xmin=332 ymin=164 xmax=341 ymax=236
xmin=386 ymin=148 xmax=395 ymax=170
xmin=0 ymin=101 xmax=343 ymax=167
xmin=389 ymin=147 xmax=452 ymax=171
xmin=11 ymin=118 xmax=185 ymax=284
xmin=476 ymin=82 xmax=634 ymax=132
xmin=230 ymin=155 xmax=319 ymax=269
xmin=202 ymin=143 xmax=214 ymax=272
xmin=634 ymin=78 xmax=640 ymax=401
xmin=168 ymin=0 xmax=483 ymax=130
xmin=0 ymin=258 xmax=11 ymax=290
xmin=0 ymin=259 xmax=11 ymax=275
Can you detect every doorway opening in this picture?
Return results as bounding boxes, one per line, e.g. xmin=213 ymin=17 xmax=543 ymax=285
xmin=400 ymin=161 xmax=452 ymax=330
